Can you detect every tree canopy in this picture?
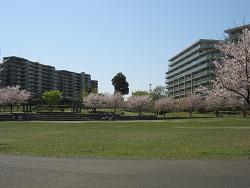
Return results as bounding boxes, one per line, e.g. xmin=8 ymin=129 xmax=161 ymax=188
xmin=111 ymin=72 xmax=129 ymax=95
xmin=42 ymin=90 xmax=62 ymax=112
xmin=0 ymin=85 xmax=31 ymax=113
xmin=132 ymin=90 xmax=149 ymax=96
xmin=150 ymin=86 xmax=166 ymax=101
xmin=209 ymin=28 xmax=250 ymax=106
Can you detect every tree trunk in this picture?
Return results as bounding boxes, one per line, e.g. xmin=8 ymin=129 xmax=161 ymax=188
xmin=29 ymin=104 xmax=32 ymax=113
xmin=215 ymin=110 xmax=219 ymax=118
xmin=243 ymin=110 xmax=246 ymax=118
xmin=242 ymin=103 xmax=247 ymax=118
xmin=10 ymin=103 xmax=13 ymax=114
xmin=243 ymin=108 xmax=246 ymax=118
xmin=49 ymin=102 xmax=52 ymax=112
xmin=189 ymin=111 xmax=192 ymax=118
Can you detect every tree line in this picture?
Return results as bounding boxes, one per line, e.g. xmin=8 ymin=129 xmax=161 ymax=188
xmin=0 ymin=28 xmax=249 ymax=116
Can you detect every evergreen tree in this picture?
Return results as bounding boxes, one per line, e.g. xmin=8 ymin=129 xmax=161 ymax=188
xmin=111 ymin=72 xmax=129 ymax=95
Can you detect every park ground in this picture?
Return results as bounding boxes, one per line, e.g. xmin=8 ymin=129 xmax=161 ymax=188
xmin=0 ymin=118 xmax=249 ymax=159
xmin=1 ymin=155 xmax=250 ymax=188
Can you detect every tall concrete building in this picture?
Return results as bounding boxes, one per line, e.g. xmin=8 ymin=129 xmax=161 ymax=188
xmin=0 ymin=56 xmax=98 ymax=100
xmin=166 ymin=39 xmax=220 ymax=99
xmin=165 ymin=24 xmax=250 ymax=99
xmin=224 ymin=24 xmax=250 ymax=40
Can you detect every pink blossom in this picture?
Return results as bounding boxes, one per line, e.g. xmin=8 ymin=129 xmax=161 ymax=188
xmin=154 ymin=97 xmax=175 ymax=117
xmin=126 ymin=95 xmax=151 ymax=115
xmin=83 ymin=93 xmax=105 ymax=112
xmin=104 ymin=93 xmax=124 ymax=111
xmin=179 ymin=94 xmax=201 ymax=117
xmin=211 ymin=28 xmax=250 ymax=106
xmin=0 ymin=85 xmax=31 ymax=113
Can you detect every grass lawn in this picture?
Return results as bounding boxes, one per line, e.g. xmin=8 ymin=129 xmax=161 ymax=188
xmin=0 ymin=118 xmax=249 ymax=159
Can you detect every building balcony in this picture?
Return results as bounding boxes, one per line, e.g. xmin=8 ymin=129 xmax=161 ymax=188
xmin=193 ymin=77 xmax=210 ymax=86
xmin=168 ymin=51 xmax=201 ymax=72
xmin=166 ymin=62 xmax=209 ymax=82
xmin=168 ymin=89 xmax=173 ymax=93
xmin=185 ymin=76 xmax=192 ymax=81
xmin=179 ymin=85 xmax=185 ymax=89
xmin=166 ymin=55 xmax=209 ymax=78
xmin=179 ymin=79 xmax=185 ymax=84
xmin=169 ymin=44 xmax=201 ymax=66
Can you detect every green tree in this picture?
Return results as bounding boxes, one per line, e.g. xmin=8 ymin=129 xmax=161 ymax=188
xmin=91 ymin=88 xmax=98 ymax=94
xmin=150 ymin=86 xmax=166 ymax=101
xmin=111 ymin=72 xmax=129 ymax=95
xmin=132 ymin=90 xmax=149 ymax=96
xmin=42 ymin=90 xmax=62 ymax=112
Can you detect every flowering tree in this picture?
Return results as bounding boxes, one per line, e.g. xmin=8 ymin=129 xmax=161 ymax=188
xmin=126 ymin=95 xmax=151 ymax=115
xmin=0 ymin=86 xmax=31 ymax=114
xmin=199 ymin=85 xmax=248 ymax=118
xmin=179 ymin=94 xmax=201 ymax=118
xmin=83 ymin=93 xmax=105 ymax=112
xmin=204 ymin=92 xmax=230 ymax=117
xmin=211 ymin=28 xmax=250 ymax=106
xmin=104 ymin=93 xmax=124 ymax=113
xmin=154 ymin=97 xmax=175 ymax=117
xmin=229 ymin=95 xmax=248 ymax=118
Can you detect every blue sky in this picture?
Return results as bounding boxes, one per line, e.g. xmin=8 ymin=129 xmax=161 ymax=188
xmin=0 ymin=0 xmax=250 ymax=94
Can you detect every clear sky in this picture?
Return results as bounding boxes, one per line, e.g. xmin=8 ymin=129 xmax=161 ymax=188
xmin=0 ymin=0 xmax=250 ymax=94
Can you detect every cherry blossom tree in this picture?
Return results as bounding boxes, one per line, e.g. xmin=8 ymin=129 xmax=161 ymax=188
xmin=83 ymin=93 xmax=105 ymax=112
xmin=222 ymin=91 xmax=248 ymax=118
xmin=179 ymin=94 xmax=201 ymax=118
xmin=204 ymin=92 xmax=230 ymax=117
xmin=104 ymin=93 xmax=124 ymax=113
xmin=198 ymin=85 xmax=248 ymax=117
xmin=211 ymin=28 xmax=250 ymax=106
xmin=0 ymin=86 xmax=31 ymax=114
xmin=126 ymin=95 xmax=151 ymax=115
xmin=154 ymin=97 xmax=175 ymax=117
xmin=229 ymin=95 xmax=248 ymax=118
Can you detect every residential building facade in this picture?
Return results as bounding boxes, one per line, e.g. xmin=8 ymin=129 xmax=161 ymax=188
xmin=224 ymin=24 xmax=250 ymax=40
xmin=0 ymin=56 xmax=98 ymax=100
xmin=166 ymin=39 xmax=220 ymax=99
xmin=165 ymin=24 xmax=250 ymax=99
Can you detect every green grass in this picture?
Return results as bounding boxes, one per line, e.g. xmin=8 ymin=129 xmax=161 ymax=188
xmin=0 ymin=118 xmax=250 ymax=159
